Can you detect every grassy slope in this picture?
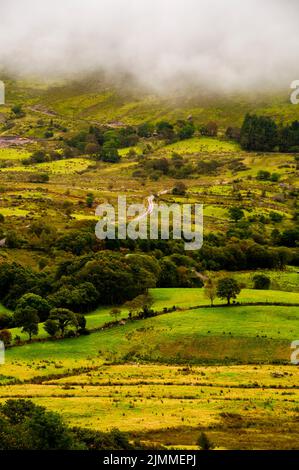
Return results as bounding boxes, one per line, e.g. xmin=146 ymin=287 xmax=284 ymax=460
xmin=3 ymin=76 xmax=299 ymax=131
xmin=4 ymin=304 xmax=299 ymax=364
xmin=3 ymin=287 xmax=299 ymax=342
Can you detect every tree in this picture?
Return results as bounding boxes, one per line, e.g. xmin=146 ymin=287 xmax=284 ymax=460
xmin=156 ymin=121 xmax=174 ymax=141
xmin=228 ymin=207 xmax=244 ymax=223
xmin=178 ymin=123 xmax=195 ymax=140
xmin=200 ymin=122 xmax=218 ymax=137
xmin=269 ymin=211 xmax=283 ymax=223
xmin=0 ymin=329 xmax=12 ymax=346
xmin=75 ymin=313 xmax=87 ymax=333
xmin=240 ymin=114 xmax=278 ymax=151
xmin=197 ymin=432 xmax=215 ymax=450
xmin=84 ymin=142 xmax=100 ymax=156
xmin=47 ymin=308 xmax=78 ymax=337
xmin=100 ymin=143 xmax=120 ymax=163
xmin=172 ymin=182 xmax=187 ymax=196
xmin=0 ymin=399 xmax=78 ymax=450
xmin=216 ymin=278 xmax=241 ymax=305
xmin=86 ymin=192 xmax=94 ymax=208
xmin=256 ymin=170 xmax=271 ymax=181
xmin=44 ymin=319 xmax=60 ymax=337
xmin=204 ymin=278 xmax=217 ymax=307
xmin=15 ymin=293 xmax=50 ymax=322
xmin=13 ymin=306 xmax=39 ymax=341
xmin=138 ymin=293 xmax=154 ymax=318
xmin=124 ymin=297 xmax=143 ymax=320
xmin=253 ymin=274 xmax=271 ymax=290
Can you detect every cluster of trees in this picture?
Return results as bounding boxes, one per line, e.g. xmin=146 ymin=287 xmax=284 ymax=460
xmin=135 ymin=153 xmax=226 ymax=181
xmin=240 ymin=114 xmax=299 ymax=152
xmin=256 ymin=170 xmax=280 ymax=182
xmin=61 ymin=119 xmax=196 ymax=163
xmin=0 ymin=251 xmax=206 ymax=338
xmin=196 ymin=236 xmax=296 ymax=271
xmin=204 ymin=277 xmax=241 ymax=306
xmin=135 ymin=154 xmax=194 ymax=180
xmin=0 ymin=399 xmax=136 ymax=450
xmin=0 ymin=251 xmax=160 ymax=316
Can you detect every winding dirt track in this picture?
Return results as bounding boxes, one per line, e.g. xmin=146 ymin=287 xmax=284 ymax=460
xmin=133 ymin=189 xmax=170 ymax=222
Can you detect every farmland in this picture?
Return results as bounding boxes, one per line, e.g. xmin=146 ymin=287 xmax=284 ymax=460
xmin=0 ymin=76 xmax=298 ymax=450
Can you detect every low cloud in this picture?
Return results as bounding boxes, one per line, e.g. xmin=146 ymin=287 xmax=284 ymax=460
xmin=0 ymin=0 xmax=298 ymax=91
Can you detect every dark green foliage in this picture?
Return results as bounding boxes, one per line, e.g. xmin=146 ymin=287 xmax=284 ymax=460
xmin=217 ymin=277 xmax=241 ymax=305
xmin=15 ymin=293 xmax=51 ymax=322
xmin=279 ymin=228 xmax=299 ymax=247
xmin=156 ymin=121 xmax=175 ymax=141
xmin=0 ymin=399 xmax=137 ymax=450
xmin=240 ymin=114 xmax=278 ymax=151
xmin=13 ymin=306 xmax=39 ymax=340
xmin=0 ymin=262 xmax=49 ymax=310
xmin=48 ymin=282 xmax=100 ymax=313
xmin=197 ymin=432 xmax=215 ymax=450
xmin=228 ymin=207 xmax=245 ymax=222
xmin=46 ymin=308 xmax=78 ymax=337
xmin=100 ymin=142 xmax=120 ymax=163
xmin=56 ymin=229 xmax=96 ymax=255
xmin=253 ymin=274 xmax=271 ymax=290
xmin=0 ymin=399 xmax=79 ymax=450
xmin=29 ymin=172 xmax=49 ymax=183
xmin=44 ymin=318 xmax=60 ymax=337
xmin=269 ymin=211 xmax=283 ymax=223
xmin=86 ymin=192 xmax=94 ymax=208
xmin=177 ymin=123 xmax=195 ymax=140
xmin=279 ymin=120 xmax=299 ymax=152
xmin=0 ymin=312 xmax=13 ymax=330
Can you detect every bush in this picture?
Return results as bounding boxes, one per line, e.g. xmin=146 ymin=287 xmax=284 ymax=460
xmin=253 ymin=274 xmax=271 ymax=290
xmin=197 ymin=432 xmax=215 ymax=450
xmin=29 ymin=172 xmax=49 ymax=183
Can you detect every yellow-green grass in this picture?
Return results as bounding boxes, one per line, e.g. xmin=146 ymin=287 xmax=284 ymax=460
xmin=71 ymin=213 xmax=98 ymax=221
xmin=0 ymin=363 xmax=298 ymax=449
xmin=241 ymin=154 xmax=296 ymax=178
xmin=159 ymin=138 xmax=241 ymax=156
xmin=233 ymin=269 xmax=299 ymax=292
xmin=150 ymin=288 xmax=299 ymax=310
xmin=0 ymin=148 xmax=31 ymax=161
xmin=0 ymin=207 xmax=30 ymax=217
xmin=1 ymin=158 xmax=91 ymax=174
xmin=118 ymin=146 xmax=143 ymax=157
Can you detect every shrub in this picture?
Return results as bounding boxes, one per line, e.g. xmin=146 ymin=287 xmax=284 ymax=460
xmin=253 ymin=274 xmax=271 ymax=290
xmin=197 ymin=432 xmax=215 ymax=450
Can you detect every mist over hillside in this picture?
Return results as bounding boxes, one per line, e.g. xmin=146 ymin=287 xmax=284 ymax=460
xmin=0 ymin=0 xmax=298 ymax=93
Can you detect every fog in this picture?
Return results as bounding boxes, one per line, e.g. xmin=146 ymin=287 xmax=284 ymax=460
xmin=0 ymin=0 xmax=298 ymax=91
